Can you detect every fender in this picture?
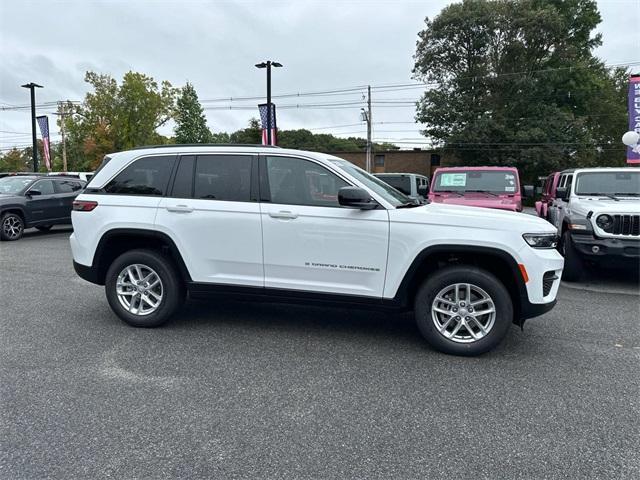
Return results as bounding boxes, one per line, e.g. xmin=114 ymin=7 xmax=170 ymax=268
xmin=0 ymin=204 xmax=29 ymax=224
xmin=87 ymin=228 xmax=192 ymax=285
xmin=392 ymin=244 xmax=528 ymax=320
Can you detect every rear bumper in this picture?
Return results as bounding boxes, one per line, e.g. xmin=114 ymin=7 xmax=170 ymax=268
xmin=73 ymin=260 xmax=102 ymax=285
xmin=570 ymin=233 xmax=639 ymax=261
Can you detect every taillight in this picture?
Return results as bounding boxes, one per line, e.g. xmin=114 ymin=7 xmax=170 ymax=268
xmin=73 ymin=200 xmax=98 ymax=212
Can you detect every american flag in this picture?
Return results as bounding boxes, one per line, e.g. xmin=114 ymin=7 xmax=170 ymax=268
xmin=36 ymin=115 xmax=51 ymax=171
xmin=258 ymin=103 xmax=277 ymax=146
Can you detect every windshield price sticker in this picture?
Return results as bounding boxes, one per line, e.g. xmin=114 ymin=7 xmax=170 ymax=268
xmin=440 ymin=173 xmax=467 ymax=187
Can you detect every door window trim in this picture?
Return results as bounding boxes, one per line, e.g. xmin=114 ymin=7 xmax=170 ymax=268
xmin=27 ymin=179 xmax=56 ymax=195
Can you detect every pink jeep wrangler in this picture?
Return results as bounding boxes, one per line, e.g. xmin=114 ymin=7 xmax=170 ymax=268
xmin=534 ymin=171 xmax=560 ymax=221
xmin=428 ymin=166 xmax=531 ymax=212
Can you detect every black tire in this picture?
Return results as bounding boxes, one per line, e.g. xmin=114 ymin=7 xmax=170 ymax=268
xmin=414 ymin=266 xmax=513 ymax=356
xmin=561 ymin=230 xmax=585 ymax=282
xmin=0 ymin=212 xmax=24 ymax=241
xmin=36 ymin=225 xmax=52 ymax=232
xmin=105 ymin=249 xmax=184 ymax=327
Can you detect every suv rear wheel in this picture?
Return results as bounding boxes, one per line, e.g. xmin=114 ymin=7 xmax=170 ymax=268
xmin=414 ymin=266 xmax=513 ymax=356
xmin=105 ymin=249 xmax=184 ymax=327
xmin=1 ymin=212 xmax=24 ymax=241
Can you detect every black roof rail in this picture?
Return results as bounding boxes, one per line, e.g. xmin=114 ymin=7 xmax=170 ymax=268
xmin=129 ymin=143 xmax=282 ymax=151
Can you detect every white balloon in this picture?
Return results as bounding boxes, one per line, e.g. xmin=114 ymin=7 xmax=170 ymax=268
xmin=622 ymin=130 xmax=640 ymax=146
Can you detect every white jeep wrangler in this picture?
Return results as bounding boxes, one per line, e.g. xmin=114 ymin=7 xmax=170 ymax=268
xmin=70 ymin=145 xmax=563 ymax=356
xmin=550 ymin=167 xmax=640 ymax=281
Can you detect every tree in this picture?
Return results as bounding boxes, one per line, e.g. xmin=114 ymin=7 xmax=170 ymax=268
xmin=0 ymin=148 xmax=29 ymax=172
xmin=174 ymin=83 xmax=213 ymax=143
xmin=64 ymin=71 xmax=177 ymax=170
xmin=413 ymin=0 xmax=628 ymax=181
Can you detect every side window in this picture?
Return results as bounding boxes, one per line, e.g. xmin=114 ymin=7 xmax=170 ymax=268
xmin=55 ymin=180 xmax=82 ymax=193
xmin=565 ymin=174 xmax=573 ymax=194
xmin=194 ymin=155 xmax=251 ymax=202
xmin=104 ymin=155 xmax=175 ymax=196
xmin=171 ymin=156 xmax=195 ymax=198
xmin=265 ymin=156 xmax=349 ymax=207
xmin=31 ymin=179 xmax=55 ymax=195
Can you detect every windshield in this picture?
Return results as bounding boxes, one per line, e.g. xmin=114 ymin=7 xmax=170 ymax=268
xmin=432 ymin=170 xmax=519 ymax=194
xmin=376 ymin=175 xmax=412 ymax=196
xmin=575 ymin=171 xmax=640 ymax=196
xmin=329 ymin=159 xmax=410 ymax=206
xmin=0 ymin=177 xmax=34 ymax=194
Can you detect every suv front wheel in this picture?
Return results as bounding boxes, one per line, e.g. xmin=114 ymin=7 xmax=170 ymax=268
xmin=1 ymin=212 xmax=24 ymax=241
xmin=414 ymin=266 xmax=513 ymax=356
xmin=105 ymin=249 xmax=184 ymax=327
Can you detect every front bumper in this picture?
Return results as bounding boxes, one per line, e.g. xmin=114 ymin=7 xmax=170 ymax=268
xmin=570 ymin=232 xmax=640 ymax=261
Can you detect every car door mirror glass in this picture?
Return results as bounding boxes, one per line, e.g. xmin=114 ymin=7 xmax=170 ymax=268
xmin=27 ymin=189 xmax=41 ymax=196
xmin=417 ymin=184 xmax=429 ymax=196
xmin=555 ymin=187 xmax=567 ymax=200
xmin=523 ymin=185 xmax=534 ymax=198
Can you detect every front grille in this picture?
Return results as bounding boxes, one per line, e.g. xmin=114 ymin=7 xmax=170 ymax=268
xmin=612 ymin=215 xmax=640 ymax=236
xmin=542 ymin=271 xmax=558 ymax=297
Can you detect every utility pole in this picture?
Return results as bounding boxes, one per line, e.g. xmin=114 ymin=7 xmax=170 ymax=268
xmin=21 ymin=82 xmax=43 ymax=172
xmin=366 ymin=85 xmax=372 ymax=173
xmin=56 ymin=101 xmax=69 ymax=171
xmin=255 ymin=61 xmax=283 ymax=145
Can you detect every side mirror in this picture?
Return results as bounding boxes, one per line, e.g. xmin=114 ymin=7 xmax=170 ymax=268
xmin=27 ymin=189 xmax=41 ymax=197
xmin=555 ymin=187 xmax=567 ymax=200
xmin=417 ymin=184 xmax=429 ymax=197
xmin=338 ymin=186 xmax=377 ymax=210
xmin=523 ymin=185 xmax=534 ymax=198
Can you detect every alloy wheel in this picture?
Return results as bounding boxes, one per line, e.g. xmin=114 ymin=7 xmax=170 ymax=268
xmin=2 ymin=216 xmax=23 ymax=240
xmin=431 ymin=283 xmax=496 ymax=343
xmin=115 ymin=264 xmax=164 ymax=316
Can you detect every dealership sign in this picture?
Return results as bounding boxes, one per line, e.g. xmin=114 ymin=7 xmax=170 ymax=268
xmin=628 ymin=76 xmax=640 ymax=164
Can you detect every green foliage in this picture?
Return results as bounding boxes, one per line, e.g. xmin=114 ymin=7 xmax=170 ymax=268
xmin=0 ymin=148 xmax=29 ymax=172
xmin=413 ymin=0 xmax=628 ymax=181
xmin=64 ymin=71 xmax=177 ymax=169
xmin=174 ymin=83 xmax=214 ymax=144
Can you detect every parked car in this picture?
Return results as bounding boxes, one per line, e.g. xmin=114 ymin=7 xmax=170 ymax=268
xmin=0 ymin=172 xmax=46 ymax=179
xmin=374 ymin=173 xmax=429 ymax=203
xmin=428 ymin=166 xmax=533 ymax=212
xmin=535 ymin=171 xmax=561 ymax=221
xmin=548 ymin=167 xmax=639 ymax=281
xmin=48 ymin=171 xmax=94 ymax=182
xmin=70 ymin=145 xmax=563 ymax=356
xmin=0 ymin=175 xmax=85 ymax=241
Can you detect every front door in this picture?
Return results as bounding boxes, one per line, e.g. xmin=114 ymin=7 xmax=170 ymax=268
xmin=25 ymin=179 xmax=60 ymax=223
xmin=260 ymin=155 xmax=389 ymax=297
xmin=155 ymin=154 xmax=263 ymax=286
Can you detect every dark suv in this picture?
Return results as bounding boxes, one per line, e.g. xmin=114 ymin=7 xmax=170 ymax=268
xmin=0 ymin=175 xmax=85 ymax=241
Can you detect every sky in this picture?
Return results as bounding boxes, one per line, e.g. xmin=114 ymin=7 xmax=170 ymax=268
xmin=1 ymin=0 xmax=639 ymax=152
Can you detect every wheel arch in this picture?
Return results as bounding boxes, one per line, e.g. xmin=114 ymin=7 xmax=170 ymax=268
xmin=394 ymin=245 xmax=528 ymax=323
xmin=91 ymin=228 xmax=191 ymax=285
xmin=1 ymin=206 xmax=27 ymax=223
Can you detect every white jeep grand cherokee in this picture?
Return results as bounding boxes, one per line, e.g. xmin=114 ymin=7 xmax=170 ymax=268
xmin=71 ymin=145 xmax=563 ymax=356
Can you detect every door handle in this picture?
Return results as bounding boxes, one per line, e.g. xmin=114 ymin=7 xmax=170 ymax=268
xmin=269 ymin=210 xmax=298 ymax=219
xmin=166 ymin=205 xmax=194 ymax=213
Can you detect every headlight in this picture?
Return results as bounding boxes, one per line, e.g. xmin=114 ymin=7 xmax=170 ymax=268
xmin=522 ymin=233 xmax=559 ymax=249
xmin=595 ymin=214 xmax=614 ymax=232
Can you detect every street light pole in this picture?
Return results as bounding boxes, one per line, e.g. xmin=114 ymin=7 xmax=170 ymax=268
xmin=255 ymin=61 xmax=283 ymax=145
xmin=21 ymin=82 xmax=43 ymax=172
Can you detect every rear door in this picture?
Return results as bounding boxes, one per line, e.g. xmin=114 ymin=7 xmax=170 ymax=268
xmin=53 ymin=179 xmax=84 ymax=220
xmin=259 ymin=155 xmax=389 ymax=297
xmin=155 ymin=154 xmax=263 ymax=286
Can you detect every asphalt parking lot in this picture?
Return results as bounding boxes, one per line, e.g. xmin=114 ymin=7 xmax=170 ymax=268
xmin=1 ymin=227 xmax=639 ymax=479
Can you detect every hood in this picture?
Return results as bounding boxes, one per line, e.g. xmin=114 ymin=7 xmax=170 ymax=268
xmin=429 ymin=193 xmax=519 ymax=211
xmin=0 ymin=193 xmax=22 ymax=203
xmin=569 ymin=197 xmax=640 ymax=217
xmin=391 ymin=202 xmax=555 ymax=234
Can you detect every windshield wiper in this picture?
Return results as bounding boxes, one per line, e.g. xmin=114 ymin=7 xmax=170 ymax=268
xmin=613 ymin=192 xmax=640 ymax=197
xmin=580 ymin=193 xmax=619 ymax=201
xmin=464 ymin=190 xmax=500 ymax=197
xmin=434 ymin=190 xmax=464 ymax=197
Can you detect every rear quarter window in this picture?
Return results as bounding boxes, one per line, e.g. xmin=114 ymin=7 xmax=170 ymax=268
xmin=104 ymin=155 xmax=176 ymax=196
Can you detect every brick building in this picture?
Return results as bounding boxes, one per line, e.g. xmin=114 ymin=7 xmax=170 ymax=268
xmin=330 ymin=149 xmax=445 ymax=177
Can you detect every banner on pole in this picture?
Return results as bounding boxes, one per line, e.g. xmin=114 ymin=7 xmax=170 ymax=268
xmin=36 ymin=115 xmax=51 ymax=171
xmin=627 ymin=75 xmax=640 ymax=164
xmin=258 ymin=103 xmax=277 ymax=146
